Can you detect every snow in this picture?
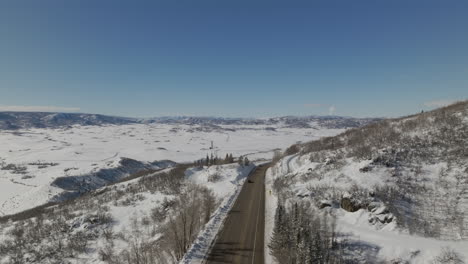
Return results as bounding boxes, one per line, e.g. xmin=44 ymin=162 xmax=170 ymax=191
xmin=71 ymin=170 xmax=174 ymax=264
xmin=0 ymin=123 xmax=344 ymax=215
xmin=266 ymin=146 xmax=468 ymax=263
xmin=337 ymin=208 xmax=468 ymax=263
xmin=264 ymin=167 xmax=278 ymax=264
xmin=0 ymin=161 xmax=259 ymax=264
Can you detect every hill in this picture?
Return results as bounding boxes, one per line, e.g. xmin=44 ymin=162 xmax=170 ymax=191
xmin=0 ymin=111 xmax=379 ymax=130
xmin=0 ymin=112 xmax=138 ymax=130
xmin=266 ymin=101 xmax=468 ymax=263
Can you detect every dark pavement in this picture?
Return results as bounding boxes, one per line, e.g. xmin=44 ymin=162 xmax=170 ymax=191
xmin=206 ymin=164 xmax=268 ymax=264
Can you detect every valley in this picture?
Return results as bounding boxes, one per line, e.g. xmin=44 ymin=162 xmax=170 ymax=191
xmin=0 ymin=120 xmax=347 ymax=215
xmin=1 ymin=103 xmax=467 ymax=264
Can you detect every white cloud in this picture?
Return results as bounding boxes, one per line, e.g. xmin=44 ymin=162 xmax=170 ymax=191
xmin=328 ymin=105 xmax=336 ymax=115
xmin=423 ymin=99 xmax=456 ymax=108
xmin=0 ymin=105 xmax=81 ymax=112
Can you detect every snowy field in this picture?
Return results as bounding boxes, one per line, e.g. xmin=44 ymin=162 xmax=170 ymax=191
xmin=0 ymin=123 xmax=343 ymax=215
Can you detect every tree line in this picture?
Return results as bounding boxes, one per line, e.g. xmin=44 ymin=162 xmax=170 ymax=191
xmin=269 ymin=201 xmax=347 ymax=264
xmin=194 ymin=153 xmax=250 ymax=167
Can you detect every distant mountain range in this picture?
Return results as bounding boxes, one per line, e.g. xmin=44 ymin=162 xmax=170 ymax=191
xmin=0 ymin=112 xmax=137 ymax=130
xmin=144 ymin=116 xmax=381 ymax=129
xmin=0 ymin=112 xmax=381 ymax=130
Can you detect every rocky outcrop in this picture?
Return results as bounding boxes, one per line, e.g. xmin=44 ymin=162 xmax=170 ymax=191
xmin=368 ymin=202 xmax=394 ymax=224
xmin=341 ymin=197 xmax=366 ymax=212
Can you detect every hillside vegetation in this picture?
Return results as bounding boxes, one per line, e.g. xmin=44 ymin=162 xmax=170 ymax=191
xmin=268 ymin=101 xmax=468 ymax=263
xmin=0 ymin=160 xmax=253 ymax=264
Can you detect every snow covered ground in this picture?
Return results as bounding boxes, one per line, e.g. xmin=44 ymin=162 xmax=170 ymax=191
xmin=102 ymin=163 xmax=255 ymax=264
xmin=264 ymin=167 xmax=278 ymax=264
xmin=266 ymin=153 xmax=468 ymax=263
xmin=0 ymin=162 xmax=255 ymax=264
xmin=0 ymin=123 xmax=344 ymax=215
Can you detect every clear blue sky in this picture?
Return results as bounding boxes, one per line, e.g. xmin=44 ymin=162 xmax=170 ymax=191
xmin=1 ymin=0 xmax=467 ymax=118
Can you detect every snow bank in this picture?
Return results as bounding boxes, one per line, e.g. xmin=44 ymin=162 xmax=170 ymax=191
xmin=180 ymin=164 xmax=255 ymax=264
xmin=264 ymin=167 xmax=278 ymax=264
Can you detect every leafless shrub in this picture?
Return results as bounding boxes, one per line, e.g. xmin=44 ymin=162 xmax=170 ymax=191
xmin=348 ymin=144 xmax=373 ymax=160
xmin=302 ymin=136 xmax=345 ymax=154
xmin=99 ymin=242 xmax=118 ymax=263
xmin=284 ymin=144 xmax=301 ymax=156
xmin=161 ymin=184 xmax=218 ymax=261
xmin=201 ymin=188 xmax=217 ymax=224
xmin=306 ymin=183 xmax=342 ymax=204
xmin=207 ymin=172 xmax=222 ymax=182
xmin=300 ymin=170 xmax=322 ymax=182
xmin=272 ymin=175 xmax=290 ymax=193
xmin=68 ymin=231 xmax=90 ymax=255
xmin=103 ymin=228 xmax=115 ymax=242
xmin=309 ymin=151 xmax=326 ymax=163
xmin=28 ymin=161 xmax=59 ymax=167
xmin=1 ymin=163 xmax=28 ymax=174
xmin=150 ymin=198 xmax=175 ymax=224
xmin=272 ymin=150 xmax=283 ymax=164
xmin=117 ymin=234 xmax=166 ymax=264
xmin=97 ymin=207 xmax=114 ymax=224
xmin=139 ymin=166 xmax=187 ymax=195
xmin=432 ymin=247 xmax=464 ymax=264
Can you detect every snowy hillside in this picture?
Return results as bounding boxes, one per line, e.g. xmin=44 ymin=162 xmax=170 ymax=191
xmin=0 ymin=112 xmax=138 ymax=130
xmin=266 ymin=101 xmax=468 ymax=263
xmin=0 ymin=161 xmax=253 ymax=264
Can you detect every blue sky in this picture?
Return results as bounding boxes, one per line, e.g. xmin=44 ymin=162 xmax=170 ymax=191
xmin=0 ymin=0 xmax=467 ymax=118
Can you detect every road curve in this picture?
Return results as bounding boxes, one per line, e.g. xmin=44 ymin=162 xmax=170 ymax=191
xmin=206 ymin=164 xmax=268 ymax=264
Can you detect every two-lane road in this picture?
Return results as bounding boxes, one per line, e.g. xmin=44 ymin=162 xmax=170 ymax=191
xmin=206 ymin=164 xmax=268 ymax=264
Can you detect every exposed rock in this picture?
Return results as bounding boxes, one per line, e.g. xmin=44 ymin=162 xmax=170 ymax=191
xmin=319 ymin=200 xmax=332 ymax=209
xmin=359 ymin=166 xmax=373 ymax=173
xmin=341 ymin=197 xmax=365 ymax=212
xmin=376 ymin=214 xmax=393 ymax=223
xmin=367 ymin=201 xmax=381 ymax=212
xmin=374 ymin=206 xmax=390 ymax=215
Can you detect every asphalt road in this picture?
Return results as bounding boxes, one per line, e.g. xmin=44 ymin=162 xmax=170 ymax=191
xmin=206 ymin=164 xmax=268 ymax=264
